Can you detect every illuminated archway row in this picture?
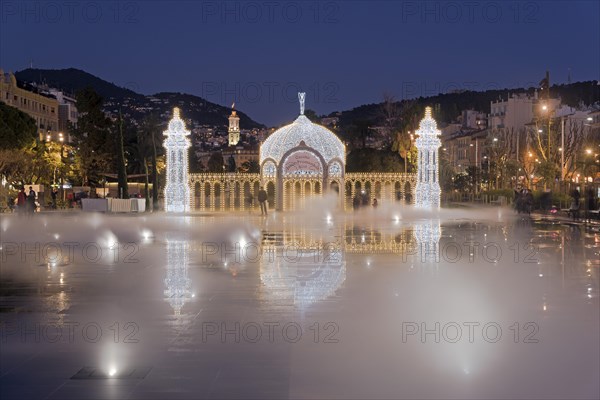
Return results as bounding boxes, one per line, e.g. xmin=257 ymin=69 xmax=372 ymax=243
xmin=189 ymin=173 xmax=262 ymax=211
xmin=188 ymin=172 xmax=416 ymax=212
xmin=344 ymin=173 xmax=417 ymax=209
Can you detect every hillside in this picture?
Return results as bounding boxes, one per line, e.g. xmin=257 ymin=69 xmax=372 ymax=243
xmin=14 ymin=68 xmax=265 ymax=129
xmin=15 ymin=68 xmax=142 ymax=101
xmin=332 ymin=81 xmax=600 ymax=129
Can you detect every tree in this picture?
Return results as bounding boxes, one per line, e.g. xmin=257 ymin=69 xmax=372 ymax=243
xmin=346 ymin=149 xmax=402 ymax=172
xmin=381 ymin=93 xmax=402 ymax=135
xmin=227 ymin=154 xmax=236 ymax=172
xmin=391 ymin=131 xmax=417 ymax=173
xmin=304 ymin=109 xmax=319 ymax=121
xmin=0 ymin=148 xmax=36 ymax=186
xmin=453 ymin=173 xmax=472 ymax=193
xmin=0 ymin=141 xmax=75 ymax=190
xmin=504 ymin=159 xmax=521 ymax=189
xmin=453 ymin=168 xmax=477 ymax=194
xmin=115 ymin=108 xmax=129 ymax=198
xmin=537 ymin=159 xmax=559 ymax=187
xmin=346 ymin=119 xmax=371 ymax=149
xmin=562 ymin=118 xmax=596 ymax=181
xmin=0 ymin=102 xmax=37 ymax=149
xmin=207 ymin=152 xmax=224 ymax=172
xmin=439 ymin=150 xmax=456 ymax=193
xmin=138 ymin=115 xmax=163 ymax=210
xmin=241 ymin=159 xmax=260 ymax=173
xmin=386 ymin=97 xmax=419 ymax=173
xmin=71 ymin=87 xmax=114 ymax=186
xmin=485 ymin=128 xmax=518 ymax=189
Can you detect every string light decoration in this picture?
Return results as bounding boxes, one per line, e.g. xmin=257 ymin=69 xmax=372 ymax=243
xmin=260 ymin=228 xmax=346 ymax=308
xmin=328 ymin=162 xmax=342 ymax=177
xmin=262 ymin=161 xmax=276 ymax=177
xmin=414 ymin=220 xmax=441 ymax=263
xmin=164 ymin=240 xmax=192 ymax=315
xmin=260 ymin=92 xmax=345 ymax=170
xmin=414 ymin=107 xmax=442 ymax=208
xmin=163 ymin=107 xmax=191 ymax=212
xmin=175 ymin=92 xmax=419 ymax=212
xmin=259 ymin=92 xmax=346 ymax=210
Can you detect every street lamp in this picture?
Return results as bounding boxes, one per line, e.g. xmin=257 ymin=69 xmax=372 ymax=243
xmin=483 ymin=155 xmax=490 ymax=190
xmin=581 ymin=148 xmax=597 ymax=220
xmin=58 ymin=133 xmax=65 ymax=201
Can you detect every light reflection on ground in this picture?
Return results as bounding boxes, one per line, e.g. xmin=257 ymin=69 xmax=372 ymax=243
xmin=0 ymin=210 xmax=598 ymax=399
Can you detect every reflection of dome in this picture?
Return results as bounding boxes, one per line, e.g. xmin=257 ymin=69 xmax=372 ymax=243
xmin=260 ymin=245 xmax=345 ymax=307
xmin=260 ymin=115 xmax=345 ymax=166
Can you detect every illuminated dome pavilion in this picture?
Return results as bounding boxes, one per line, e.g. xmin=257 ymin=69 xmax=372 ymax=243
xmin=167 ymin=93 xmax=419 ymax=213
xmin=260 ymin=94 xmax=345 ymax=168
xmin=259 ymin=93 xmax=346 ymax=210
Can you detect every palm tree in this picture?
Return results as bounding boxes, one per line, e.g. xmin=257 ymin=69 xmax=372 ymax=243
xmin=391 ymin=131 xmax=413 ymax=173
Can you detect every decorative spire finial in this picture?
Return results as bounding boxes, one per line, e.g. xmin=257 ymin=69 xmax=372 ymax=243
xmin=424 ymin=106 xmax=432 ymax=118
xmin=173 ymin=107 xmax=180 ymax=118
xmin=298 ymin=92 xmax=306 ymax=115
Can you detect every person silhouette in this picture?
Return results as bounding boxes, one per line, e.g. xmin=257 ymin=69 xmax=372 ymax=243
xmin=258 ymin=187 xmax=268 ymax=215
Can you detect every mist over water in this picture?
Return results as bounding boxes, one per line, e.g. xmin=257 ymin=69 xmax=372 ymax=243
xmin=0 ymin=202 xmax=598 ymax=399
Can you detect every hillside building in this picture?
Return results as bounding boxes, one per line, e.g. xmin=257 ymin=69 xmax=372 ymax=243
xmin=0 ymin=69 xmax=60 ymax=140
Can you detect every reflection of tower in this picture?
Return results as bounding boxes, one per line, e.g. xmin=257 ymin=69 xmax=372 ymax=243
xmin=415 ymin=107 xmax=442 ymax=208
xmin=164 ymin=240 xmax=192 ymax=315
xmin=163 ymin=108 xmax=191 ymax=212
xmin=414 ymin=220 xmax=442 ymax=264
xmin=228 ymin=103 xmax=240 ymax=146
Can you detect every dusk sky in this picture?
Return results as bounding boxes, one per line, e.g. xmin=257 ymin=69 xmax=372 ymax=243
xmin=2 ymin=0 xmax=599 ymax=126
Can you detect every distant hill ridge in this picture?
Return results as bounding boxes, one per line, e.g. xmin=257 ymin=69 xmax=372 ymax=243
xmin=13 ymin=68 xmax=599 ymax=130
xmin=332 ymin=80 xmax=599 ymax=128
xmin=15 ymin=68 xmax=141 ymax=100
xmin=14 ymin=68 xmax=265 ymax=129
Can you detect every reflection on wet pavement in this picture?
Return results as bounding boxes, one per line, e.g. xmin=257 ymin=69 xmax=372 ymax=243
xmin=0 ymin=212 xmax=598 ymax=399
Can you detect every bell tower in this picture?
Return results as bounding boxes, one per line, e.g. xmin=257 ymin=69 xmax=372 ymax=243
xmin=228 ymin=103 xmax=240 ymax=146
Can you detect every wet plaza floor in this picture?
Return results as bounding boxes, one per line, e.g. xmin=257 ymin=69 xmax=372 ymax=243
xmin=0 ymin=207 xmax=598 ymax=399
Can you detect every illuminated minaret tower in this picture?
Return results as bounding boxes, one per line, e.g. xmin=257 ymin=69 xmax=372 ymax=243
xmin=228 ymin=103 xmax=240 ymax=146
xmin=163 ymin=107 xmax=191 ymax=212
xmin=415 ymin=107 xmax=442 ymax=208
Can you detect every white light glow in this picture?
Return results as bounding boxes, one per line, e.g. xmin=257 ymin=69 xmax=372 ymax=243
xmin=260 ymin=93 xmax=345 ymax=168
xmin=415 ymin=107 xmax=441 ymax=208
xmin=165 ymin=240 xmax=192 ymax=315
xmin=228 ymin=107 xmax=240 ymax=146
xmin=102 ymin=231 xmax=118 ymax=249
xmin=163 ymin=108 xmax=191 ymax=212
xmin=108 ymin=367 xmax=117 ymax=377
